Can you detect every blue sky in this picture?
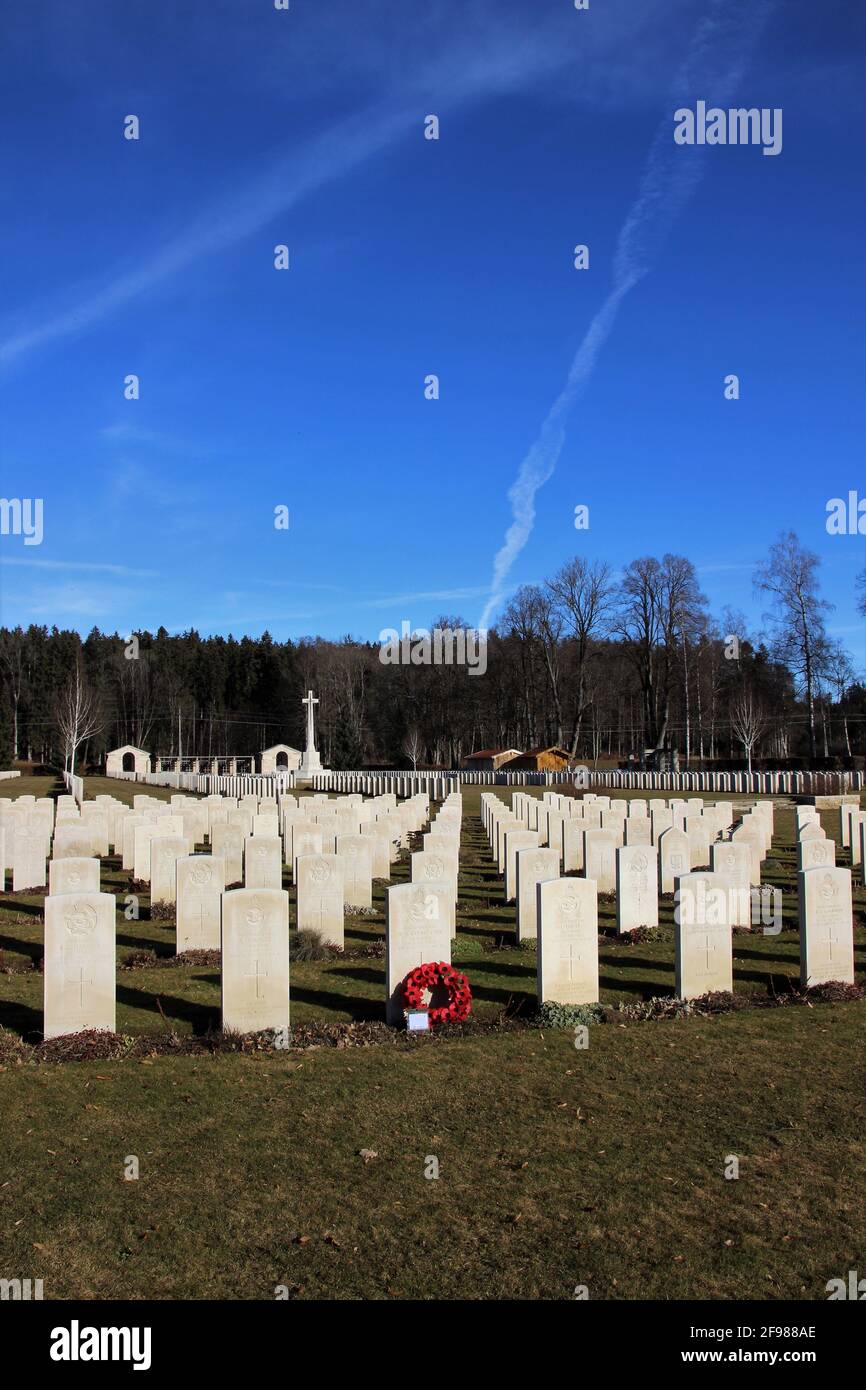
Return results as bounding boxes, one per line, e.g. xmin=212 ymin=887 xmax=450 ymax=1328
xmin=0 ymin=0 xmax=864 ymax=662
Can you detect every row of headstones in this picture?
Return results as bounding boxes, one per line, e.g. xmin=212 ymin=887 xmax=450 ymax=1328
xmin=480 ymin=792 xmax=858 ymax=999
xmin=313 ymin=772 xmax=458 ymax=800
xmin=0 ymin=786 xmax=431 ymax=897
xmin=593 ymin=771 xmax=863 ymax=793
xmin=9 ymin=782 xmax=436 ymax=969
xmin=1 ymin=792 xmax=90 ymax=890
xmin=455 ymin=770 xmax=572 ymax=785
xmin=838 ymin=802 xmax=866 ymax=875
xmin=484 ymin=790 xmax=773 ymax=898
xmin=29 ymin=784 xmax=861 ymax=1035
xmin=46 ymin=863 xmax=856 ymax=1039
xmin=422 ymin=851 xmax=853 ymax=1006
xmin=42 ymin=789 xmax=467 ymax=1038
xmin=62 ymin=772 xmax=84 ymax=803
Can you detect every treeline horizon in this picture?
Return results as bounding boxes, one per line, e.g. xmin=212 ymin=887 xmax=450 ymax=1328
xmin=1 ymin=533 xmax=864 ymax=773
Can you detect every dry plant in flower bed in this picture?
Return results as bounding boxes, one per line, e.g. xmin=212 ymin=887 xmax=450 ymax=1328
xmin=0 ymin=951 xmax=38 ymax=975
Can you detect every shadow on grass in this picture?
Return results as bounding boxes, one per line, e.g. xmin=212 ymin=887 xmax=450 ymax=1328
xmin=465 ymin=959 xmax=535 ymax=981
xmin=0 ymin=901 xmax=44 ymax=920
xmin=0 ymin=932 xmax=42 ymax=964
xmin=731 ymin=945 xmax=800 ymax=964
xmin=732 ymin=968 xmax=799 ymax=993
xmin=116 ymin=932 xmax=174 ymax=954
xmin=456 ymin=921 xmax=509 ymax=941
xmin=598 ymin=972 xmax=673 ymax=997
xmin=598 ymin=953 xmax=672 ymax=973
xmin=0 ymin=997 xmax=42 ymax=1039
xmin=289 ymin=985 xmax=380 ymax=1020
xmin=116 ymin=983 xmax=219 ymax=1035
xmin=329 ymin=965 xmax=382 ymax=987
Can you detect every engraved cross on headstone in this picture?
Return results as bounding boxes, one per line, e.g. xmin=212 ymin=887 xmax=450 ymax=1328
xmin=244 ymin=959 xmax=269 ymax=999
xmin=559 ymin=941 xmax=582 ymax=982
xmin=315 ymin=894 xmax=340 ymax=933
xmin=65 ymin=962 xmax=94 ymax=1008
xmin=190 ymin=898 xmax=213 ymax=943
xmin=698 ymin=931 xmax=716 ymax=976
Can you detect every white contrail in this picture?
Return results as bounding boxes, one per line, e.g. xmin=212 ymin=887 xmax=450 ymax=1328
xmin=479 ymin=0 xmax=773 ymax=631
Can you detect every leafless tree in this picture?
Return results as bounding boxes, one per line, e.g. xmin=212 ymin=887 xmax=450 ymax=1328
xmin=502 ymin=587 xmax=545 ymax=747
xmin=823 ymin=640 xmax=857 ymax=757
xmin=55 ymin=659 xmax=104 ymax=775
xmin=545 ymin=557 xmax=613 ymax=757
xmin=402 ymin=726 xmax=423 ymax=771
xmin=612 ymin=554 xmax=707 ymax=756
xmin=730 ymin=688 xmax=768 ymax=773
xmin=755 ymin=532 xmax=832 ymax=760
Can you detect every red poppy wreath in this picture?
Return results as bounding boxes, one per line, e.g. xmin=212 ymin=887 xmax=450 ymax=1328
xmin=402 ymin=961 xmax=472 ymax=1027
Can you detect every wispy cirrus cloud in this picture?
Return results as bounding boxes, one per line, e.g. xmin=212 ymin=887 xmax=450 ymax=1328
xmin=0 ymin=24 xmax=571 ymax=370
xmin=1 ymin=556 xmax=158 ymax=577
xmin=98 ymin=424 xmax=217 ymax=458
xmin=0 ymin=0 xmax=695 ymax=372
xmin=11 ymin=581 xmax=144 ymax=621
xmin=357 ymin=586 xmax=490 ymax=609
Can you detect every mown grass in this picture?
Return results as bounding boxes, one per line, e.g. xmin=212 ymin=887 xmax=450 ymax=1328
xmin=1 ymin=1006 xmax=864 ymax=1299
xmin=0 ymin=774 xmax=863 ymax=1300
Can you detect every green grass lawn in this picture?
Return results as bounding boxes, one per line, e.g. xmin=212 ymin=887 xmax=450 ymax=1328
xmin=0 ymin=775 xmax=863 ymax=1299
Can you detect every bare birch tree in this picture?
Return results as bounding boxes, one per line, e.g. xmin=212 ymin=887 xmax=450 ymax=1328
xmin=731 ymin=688 xmax=768 ymax=773
xmin=402 ymin=726 xmax=423 ymax=771
xmin=55 ymin=660 xmax=104 ymax=776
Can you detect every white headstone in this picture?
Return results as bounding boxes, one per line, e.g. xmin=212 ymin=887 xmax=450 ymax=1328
xmin=504 ymin=828 xmax=540 ymax=902
xmin=221 ymin=888 xmax=290 ymax=1034
xmin=798 ymin=867 xmax=854 ymax=988
xmin=658 ymin=826 xmax=691 ymax=894
xmin=244 ymin=836 xmax=283 ymax=890
xmin=710 ymin=841 xmax=752 ymax=927
xmin=151 ymin=836 xmax=191 ymax=906
xmin=336 ymin=835 xmax=373 ymax=910
xmin=624 ymin=817 xmax=652 ymax=847
xmin=176 ymin=854 xmax=225 ymax=951
xmin=385 ymin=882 xmax=451 ymax=1025
xmin=48 ymin=856 xmax=100 ymax=897
xmin=796 ymin=836 xmax=835 ymax=874
xmin=583 ymin=829 xmax=617 ymax=893
xmin=537 ymin=878 xmax=599 ymax=1005
xmin=410 ymin=850 xmax=456 ymax=932
xmin=675 ymin=872 xmax=733 ymax=1000
xmin=211 ymin=823 xmax=244 ymax=887
xmin=13 ymin=830 xmax=47 ymax=892
xmin=44 ymin=892 xmax=116 ymax=1039
xmin=296 ymin=854 xmax=344 ymax=946
xmin=360 ymin=825 xmax=391 ymax=879
xmin=615 ymin=845 xmax=659 ymax=932
xmin=516 ymin=847 xmax=559 ymax=940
